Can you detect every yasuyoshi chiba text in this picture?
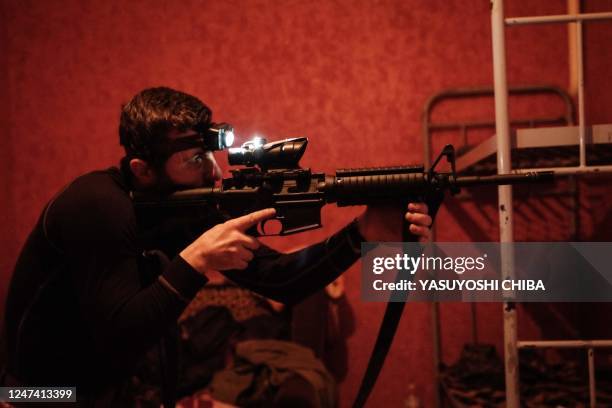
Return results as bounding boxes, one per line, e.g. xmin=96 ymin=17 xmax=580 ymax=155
xmin=372 ymin=279 xmax=545 ymax=291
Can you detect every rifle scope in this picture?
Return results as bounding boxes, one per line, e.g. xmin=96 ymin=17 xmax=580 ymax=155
xmin=228 ymin=137 xmax=308 ymax=169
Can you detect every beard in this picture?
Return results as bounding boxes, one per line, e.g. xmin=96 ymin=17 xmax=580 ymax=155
xmin=149 ymin=168 xmax=216 ymax=196
xmin=149 ymin=170 xmax=181 ymax=195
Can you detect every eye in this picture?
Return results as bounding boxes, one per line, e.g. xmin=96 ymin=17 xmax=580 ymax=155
xmin=188 ymin=154 xmax=204 ymax=165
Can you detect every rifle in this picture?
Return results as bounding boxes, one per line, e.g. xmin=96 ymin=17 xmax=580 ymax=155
xmin=132 ymin=136 xmax=554 ymax=407
xmin=132 ymin=137 xmax=553 ymax=236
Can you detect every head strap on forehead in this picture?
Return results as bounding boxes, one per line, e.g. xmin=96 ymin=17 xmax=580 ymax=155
xmin=127 ymin=121 xmax=233 ymax=165
xmin=156 ymin=122 xmax=234 ymax=156
xmin=144 ymin=134 xmax=206 ymax=165
xmin=165 ymin=135 xmax=206 ymax=154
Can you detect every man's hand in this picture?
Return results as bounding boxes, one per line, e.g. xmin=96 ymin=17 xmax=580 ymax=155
xmin=180 ymin=208 xmax=276 ymax=274
xmin=357 ymin=203 xmax=432 ymax=242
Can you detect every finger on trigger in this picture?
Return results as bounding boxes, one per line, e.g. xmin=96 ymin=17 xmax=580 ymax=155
xmin=230 ymin=208 xmax=277 ymax=231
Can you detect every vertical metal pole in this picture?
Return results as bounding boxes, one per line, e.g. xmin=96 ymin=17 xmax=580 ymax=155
xmin=576 ymin=19 xmax=587 ymax=167
xmin=588 ymin=348 xmax=596 ymax=407
xmin=491 ymin=1 xmax=519 ymax=407
xmin=567 ymin=0 xmax=579 ymax=100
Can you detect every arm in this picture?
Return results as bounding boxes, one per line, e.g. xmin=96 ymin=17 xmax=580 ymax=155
xmin=222 ymin=194 xmax=443 ymax=305
xmin=221 ymin=219 xmax=363 ymax=305
xmin=44 ymin=174 xmax=207 ymax=365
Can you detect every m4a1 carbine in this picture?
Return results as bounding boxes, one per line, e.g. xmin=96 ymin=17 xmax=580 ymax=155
xmin=132 ymin=137 xmax=554 ymax=235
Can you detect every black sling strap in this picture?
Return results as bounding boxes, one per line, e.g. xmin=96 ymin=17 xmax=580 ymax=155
xmin=352 ymin=213 xmax=422 ymax=408
xmin=352 ymin=301 xmax=409 ymax=408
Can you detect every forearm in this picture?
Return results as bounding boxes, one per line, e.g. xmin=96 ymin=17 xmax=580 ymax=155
xmin=222 ymin=220 xmax=363 ymax=305
xmin=77 ymin=255 xmax=207 ymax=360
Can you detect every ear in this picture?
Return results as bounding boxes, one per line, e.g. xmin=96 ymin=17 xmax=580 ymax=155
xmin=129 ymin=158 xmax=156 ymax=187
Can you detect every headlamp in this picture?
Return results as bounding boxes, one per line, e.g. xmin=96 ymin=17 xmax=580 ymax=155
xmin=156 ymin=122 xmax=236 ymax=159
xmin=204 ymin=122 xmax=235 ymax=151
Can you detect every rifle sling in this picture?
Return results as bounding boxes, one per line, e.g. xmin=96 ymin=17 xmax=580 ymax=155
xmin=352 ymin=220 xmax=416 ymax=408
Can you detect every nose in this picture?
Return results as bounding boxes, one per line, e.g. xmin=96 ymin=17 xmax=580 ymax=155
xmin=211 ymin=158 xmax=222 ymax=181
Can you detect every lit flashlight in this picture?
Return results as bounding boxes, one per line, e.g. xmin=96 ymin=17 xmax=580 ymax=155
xmin=205 ymin=123 xmax=235 ymax=151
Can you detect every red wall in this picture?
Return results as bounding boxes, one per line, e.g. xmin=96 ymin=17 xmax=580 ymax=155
xmin=2 ymin=0 xmax=612 ymax=406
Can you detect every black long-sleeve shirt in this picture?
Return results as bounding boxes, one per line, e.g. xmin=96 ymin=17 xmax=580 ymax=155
xmin=3 ymin=167 xmax=366 ymax=404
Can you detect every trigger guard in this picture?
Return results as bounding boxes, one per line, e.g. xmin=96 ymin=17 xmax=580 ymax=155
xmin=259 ymin=216 xmax=284 ymax=236
xmin=260 ymin=219 xmax=270 ymax=235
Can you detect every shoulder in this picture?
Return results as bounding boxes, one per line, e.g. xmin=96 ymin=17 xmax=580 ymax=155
xmin=53 ymin=168 xmax=132 ymax=217
xmin=44 ymin=168 xmax=136 ymax=248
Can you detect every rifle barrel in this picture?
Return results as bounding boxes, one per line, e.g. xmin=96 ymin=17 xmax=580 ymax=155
xmin=455 ymin=171 xmax=554 ymax=187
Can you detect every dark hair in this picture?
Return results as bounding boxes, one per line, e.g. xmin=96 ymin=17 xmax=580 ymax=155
xmin=119 ymin=87 xmax=212 ymax=162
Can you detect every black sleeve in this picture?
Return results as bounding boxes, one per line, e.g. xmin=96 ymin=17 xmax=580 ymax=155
xmin=222 ymin=219 xmax=363 ymax=305
xmin=221 ymin=192 xmax=445 ymax=305
xmin=44 ymin=173 xmax=207 ymax=358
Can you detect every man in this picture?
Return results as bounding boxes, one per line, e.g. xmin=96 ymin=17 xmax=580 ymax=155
xmin=3 ymin=87 xmax=435 ymax=406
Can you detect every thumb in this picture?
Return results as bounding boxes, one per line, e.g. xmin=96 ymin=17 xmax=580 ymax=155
xmin=229 ymin=208 xmax=276 ymax=231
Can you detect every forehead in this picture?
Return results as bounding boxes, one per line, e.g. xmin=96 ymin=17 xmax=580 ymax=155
xmin=161 ymin=128 xmax=206 ymax=155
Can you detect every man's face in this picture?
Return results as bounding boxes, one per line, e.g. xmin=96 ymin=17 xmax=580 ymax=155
xmin=160 ymin=129 xmax=222 ymax=189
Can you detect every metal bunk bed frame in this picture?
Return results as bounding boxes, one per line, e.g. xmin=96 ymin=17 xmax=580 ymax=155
xmin=491 ymin=2 xmax=612 ymax=407
xmin=422 ymin=85 xmax=579 ymax=408
xmin=422 ymin=2 xmax=612 ymax=407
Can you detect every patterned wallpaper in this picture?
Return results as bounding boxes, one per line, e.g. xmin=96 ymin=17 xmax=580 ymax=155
xmin=2 ymin=0 xmax=611 ymax=405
